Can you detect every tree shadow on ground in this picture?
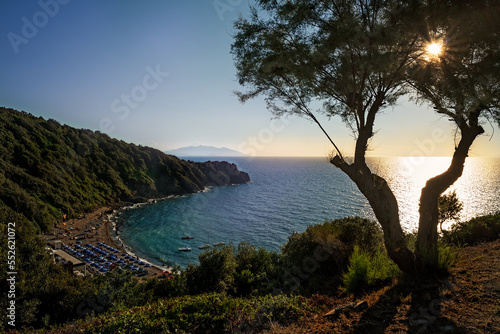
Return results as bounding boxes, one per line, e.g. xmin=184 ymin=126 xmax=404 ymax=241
xmin=351 ymin=278 xmax=469 ymax=333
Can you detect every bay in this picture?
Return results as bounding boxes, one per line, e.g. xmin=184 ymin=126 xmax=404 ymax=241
xmin=117 ymin=157 xmax=500 ymax=268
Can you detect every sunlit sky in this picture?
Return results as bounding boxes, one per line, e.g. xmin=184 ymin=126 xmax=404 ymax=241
xmin=1 ymin=0 xmax=498 ymax=157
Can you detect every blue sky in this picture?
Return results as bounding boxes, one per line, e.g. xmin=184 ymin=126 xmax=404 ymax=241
xmin=1 ymin=0 xmax=498 ymax=157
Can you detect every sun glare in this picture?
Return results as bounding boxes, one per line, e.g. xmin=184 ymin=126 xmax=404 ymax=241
xmin=424 ymin=41 xmax=443 ymax=60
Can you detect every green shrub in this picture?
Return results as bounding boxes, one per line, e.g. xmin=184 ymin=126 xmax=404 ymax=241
xmin=443 ymin=212 xmax=500 ymax=246
xmin=185 ymin=244 xmax=237 ymax=294
xmin=342 ymin=246 xmax=371 ymax=293
xmin=279 ymin=217 xmax=384 ymax=294
xmin=280 ymin=224 xmax=350 ymax=294
xmin=325 ymin=217 xmax=384 ymax=253
xmin=437 ymin=242 xmax=458 ymax=272
xmin=234 ymin=241 xmax=280 ymax=296
xmin=342 ymin=245 xmax=400 ymax=294
xmin=438 ymin=190 xmax=463 ymax=232
xmin=62 ymin=293 xmax=314 ymax=333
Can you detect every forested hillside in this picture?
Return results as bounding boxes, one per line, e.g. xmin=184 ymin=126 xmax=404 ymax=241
xmin=0 ymin=107 xmax=249 ymax=232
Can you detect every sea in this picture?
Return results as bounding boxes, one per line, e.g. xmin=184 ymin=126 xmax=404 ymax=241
xmin=116 ymin=157 xmax=500 ymax=268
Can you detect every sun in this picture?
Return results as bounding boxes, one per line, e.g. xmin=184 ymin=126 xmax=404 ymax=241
xmin=424 ymin=41 xmax=443 ymax=60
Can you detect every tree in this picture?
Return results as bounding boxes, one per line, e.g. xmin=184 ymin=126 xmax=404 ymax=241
xmin=232 ymin=0 xmax=417 ymax=273
xmin=438 ymin=191 xmax=463 ymax=233
xmin=404 ymin=0 xmax=500 ymax=268
xmin=231 ymin=0 xmax=500 ymax=273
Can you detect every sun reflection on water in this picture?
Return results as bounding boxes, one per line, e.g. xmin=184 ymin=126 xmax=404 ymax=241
xmin=368 ymin=157 xmax=500 ymax=232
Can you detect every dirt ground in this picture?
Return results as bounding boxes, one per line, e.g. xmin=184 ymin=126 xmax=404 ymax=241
xmin=265 ymin=239 xmax=500 ymax=334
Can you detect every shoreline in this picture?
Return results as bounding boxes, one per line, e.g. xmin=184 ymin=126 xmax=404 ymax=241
xmin=42 ymin=202 xmax=176 ymax=279
xmin=106 ymin=200 xmax=178 ymax=274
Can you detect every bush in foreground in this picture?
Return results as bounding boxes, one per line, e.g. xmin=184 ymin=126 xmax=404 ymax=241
xmin=342 ymin=245 xmax=400 ymax=294
xmin=52 ymin=293 xmax=315 ymax=334
xmin=279 ymin=217 xmax=384 ymax=294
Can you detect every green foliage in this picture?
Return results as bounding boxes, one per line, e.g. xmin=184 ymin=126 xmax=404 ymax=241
xmin=0 ymin=107 xmax=245 ymax=233
xmin=185 ymin=244 xmax=237 ymax=294
xmin=232 ymin=0 xmax=410 ymax=124
xmin=437 ymin=242 xmax=458 ymax=272
xmin=442 ymin=212 xmax=500 ymax=246
xmin=183 ymin=242 xmax=280 ymax=297
xmin=279 ymin=217 xmax=383 ymax=294
xmin=58 ymin=293 xmax=313 ymax=334
xmin=0 ymin=202 xmax=99 ymax=329
xmin=322 ymin=217 xmax=384 ymax=253
xmin=342 ymin=245 xmax=400 ymax=294
xmin=124 ymin=270 xmax=187 ymax=305
xmin=234 ymin=241 xmax=280 ymax=296
xmin=438 ymin=190 xmax=463 ymax=231
xmin=342 ymin=246 xmax=371 ymax=294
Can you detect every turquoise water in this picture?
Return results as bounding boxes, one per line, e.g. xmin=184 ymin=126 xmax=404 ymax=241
xmin=117 ymin=157 xmax=500 ymax=268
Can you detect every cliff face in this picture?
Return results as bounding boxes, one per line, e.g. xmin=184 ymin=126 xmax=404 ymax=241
xmin=198 ymin=161 xmax=251 ymax=186
xmin=0 ymin=107 xmax=249 ymax=231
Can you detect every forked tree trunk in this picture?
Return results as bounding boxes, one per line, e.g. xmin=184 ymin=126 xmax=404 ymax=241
xmin=416 ymin=124 xmax=484 ymax=270
xmin=331 ymin=156 xmax=416 ymax=274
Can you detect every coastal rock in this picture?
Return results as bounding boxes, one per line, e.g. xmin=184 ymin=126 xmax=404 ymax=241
xmin=199 ymin=161 xmax=250 ymax=186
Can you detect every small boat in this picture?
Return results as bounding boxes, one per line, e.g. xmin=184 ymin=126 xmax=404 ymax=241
xmin=181 ymin=236 xmax=194 ymax=240
xmin=178 ymin=247 xmax=191 ymax=252
xmin=213 ymin=242 xmax=225 ymax=247
xmin=199 ymin=244 xmax=211 ymax=249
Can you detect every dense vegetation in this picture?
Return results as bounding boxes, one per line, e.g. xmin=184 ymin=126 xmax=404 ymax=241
xmin=53 ymin=293 xmax=316 ymax=333
xmin=2 ymin=202 xmax=499 ymax=332
xmin=0 ymin=107 xmax=248 ymax=233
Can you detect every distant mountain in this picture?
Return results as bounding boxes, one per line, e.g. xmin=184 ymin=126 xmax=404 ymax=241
xmin=166 ymin=145 xmax=245 ymax=157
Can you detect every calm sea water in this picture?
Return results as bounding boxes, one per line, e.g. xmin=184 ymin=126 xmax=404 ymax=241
xmin=117 ymin=157 xmax=500 ymax=268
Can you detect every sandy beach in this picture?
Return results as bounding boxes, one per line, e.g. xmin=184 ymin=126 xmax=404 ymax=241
xmin=42 ymin=205 xmax=174 ymax=279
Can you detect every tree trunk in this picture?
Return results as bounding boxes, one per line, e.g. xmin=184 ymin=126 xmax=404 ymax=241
xmin=331 ymin=157 xmax=415 ymax=273
xmin=328 ymin=94 xmax=415 ymax=274
xmin=416 ymin=124 xmax=484 ymax=271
